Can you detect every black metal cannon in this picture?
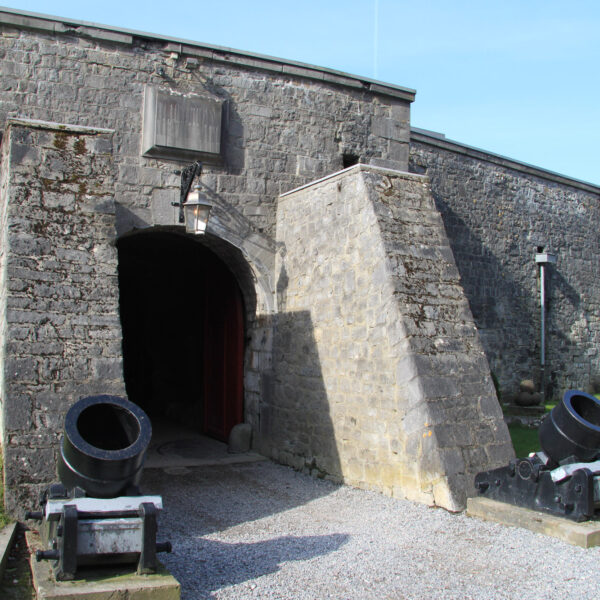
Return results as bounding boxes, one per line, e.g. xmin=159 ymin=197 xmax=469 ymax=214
xmin=58 ymin=394 xmax=152 ymax=498
xmin=28 ymin=395 xmax=171 ymax=580
xmin=475 ymin=389 xmax=600 ymax=522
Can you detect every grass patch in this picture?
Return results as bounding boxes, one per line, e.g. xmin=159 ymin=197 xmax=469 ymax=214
xmin=508 ymin=393 xmax=600 ymax=458
xmin=508 ymin=423 xmax=540 ymax=458
xmin=0 ymin=448 xmax=12 ymax=529
xmin=0 ymin=527 xmax=35 ymax=599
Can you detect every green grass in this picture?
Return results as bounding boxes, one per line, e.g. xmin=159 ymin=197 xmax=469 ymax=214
xmin=508 ymin=393 xmax=600 ymax=457
xmin=508 ymin=423 xmax=540 ymax=457
xmin=0 ymin=449 xmax=12 ymax=529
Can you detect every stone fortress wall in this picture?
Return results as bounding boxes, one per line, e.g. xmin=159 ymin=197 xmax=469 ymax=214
xmin=0 ymin=9 xmax=413 ymax=511
xmin=0 ymin=8 xmax=412 ymax=242
xmin=410 ymin=130 xmax=600 ymax=400
xmin=0 ymin=121 xmax=123 ymax=511
xmin=0 ymin=8 xmax=598 ymax=512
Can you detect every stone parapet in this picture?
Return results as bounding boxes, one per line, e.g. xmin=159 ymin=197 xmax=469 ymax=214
xmin=0 ymin=7 xmax=415 ymax=102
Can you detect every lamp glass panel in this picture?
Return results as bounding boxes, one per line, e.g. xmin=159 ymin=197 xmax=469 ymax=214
xmin=184 ymin=203 xmax=210 ymax=234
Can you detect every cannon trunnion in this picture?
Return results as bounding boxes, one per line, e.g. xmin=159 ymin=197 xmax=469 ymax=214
xmin=475 ymin=390 xmax=600 ymax=522
xmin=28 ymin=395 xmax=171 ymax=581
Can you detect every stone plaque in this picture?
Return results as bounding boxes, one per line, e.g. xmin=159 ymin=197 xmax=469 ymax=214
xmin=142 ymin=86 xmax=223 ymax=161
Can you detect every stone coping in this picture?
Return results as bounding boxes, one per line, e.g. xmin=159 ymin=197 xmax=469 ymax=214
xmin=279 ymin=163 xmax=427 ymax=199
xmin=0 ymin=7 xmax=416 ymax=103
xmin=411 ymin=128 xmax=600 ymax=194
xmin=6 ymin=117 xmax=115 ymax=136
xmin=467 ymin=496 xmax=600 ymax=548
xmin=0 ymin=522 xmax=17 ymax=582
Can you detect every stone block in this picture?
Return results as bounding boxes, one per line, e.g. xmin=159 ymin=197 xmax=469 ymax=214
xmin=4 ymin=446 xmax=55 ymax=485
xmin=467 ymin=497 xmax=600 ymax=548
xmin=3 ymin=392 xmax=32 ymax=429
xmin=142 ymin=85 xmax=223 ymax=162
xmin=91 ymin=358 xmax=123 ymax=381
xmin=27 ymin=532 xmax=181 ymax=600
xmin=42 ymin=192 xmax=76 ymax=210
xmin=10 ymin=143 xmax=41 ymax=165
xmin=372 ymin=117 xmax=409 ymax=142
xmin=228 ymin=423 xmax=252 ymax=454
xmin=4 ymin=357 xmax=38 ymax=383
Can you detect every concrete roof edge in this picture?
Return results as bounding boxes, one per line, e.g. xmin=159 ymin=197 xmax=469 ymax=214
xmin=0 ymin=6 xmax=416 ymax=102
xmin=411 ymin=128 xmax=600 ymax=195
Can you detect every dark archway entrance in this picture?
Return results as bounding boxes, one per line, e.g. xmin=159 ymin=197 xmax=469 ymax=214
xmin=117 ymin=230 xmax=244 ymax=442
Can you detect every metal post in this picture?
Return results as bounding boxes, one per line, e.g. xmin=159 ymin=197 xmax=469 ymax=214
xmin=540 ymin=262 xmax=546 ymax=401
xmin=138 ymin=502 xmax=158 ymax=575
xmin=535 ymin=251 xmax=557 ymax=402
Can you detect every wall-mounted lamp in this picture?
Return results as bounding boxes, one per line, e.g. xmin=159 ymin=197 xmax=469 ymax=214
xmin=173 ymin=161 xmax=213 ymax=235
xmin=183 ymin=183 xmax=212 ymax=235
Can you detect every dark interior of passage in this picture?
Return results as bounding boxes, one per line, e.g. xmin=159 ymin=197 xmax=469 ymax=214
xmin=117 ymin=231 xmax=244 ymax=442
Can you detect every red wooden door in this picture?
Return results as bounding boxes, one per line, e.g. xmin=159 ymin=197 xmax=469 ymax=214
xmin=202 ymin=265 xmax=245 ymax=442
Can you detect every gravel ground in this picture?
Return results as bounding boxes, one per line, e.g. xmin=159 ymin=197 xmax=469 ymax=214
xmin=142 ymin=461 xmax=600 ymax=600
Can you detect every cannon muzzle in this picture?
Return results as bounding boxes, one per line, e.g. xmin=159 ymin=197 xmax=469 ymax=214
xmin=57 ymin=395 xmax=152 ymax=498
xmin=539 ymin=389 xmax=600 ymax=465
xmin=475 ymin=389 xmax=600 ymax=521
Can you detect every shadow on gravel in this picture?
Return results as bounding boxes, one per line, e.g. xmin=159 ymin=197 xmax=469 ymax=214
xmin=175 ymin=534 xmax=349 ymax=595
xmin=142 ymin=462 xmax=347 ymax=597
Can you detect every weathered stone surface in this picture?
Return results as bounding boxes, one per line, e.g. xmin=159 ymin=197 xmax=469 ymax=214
xmin=271 ymin=165 xmax=513 ymax=510
xmin=0 ymin=10 xmax=598 ymax=517
xmin=0 ymin=19 xmax=411 ymax=239
xmin=410 ymin=134 xmax=600 ymax=401
xmin=0 ymin=121 xmax=124 ymax=515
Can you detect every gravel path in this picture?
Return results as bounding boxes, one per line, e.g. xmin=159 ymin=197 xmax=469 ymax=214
xmin=142 ymin=461 xmax=600 ymax=600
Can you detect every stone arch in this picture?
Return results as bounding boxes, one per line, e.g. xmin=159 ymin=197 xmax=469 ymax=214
xmin=206 ymin=208 xmax=277 ymax=316
xmin=116 ymin=221 xmax=275 ymax=440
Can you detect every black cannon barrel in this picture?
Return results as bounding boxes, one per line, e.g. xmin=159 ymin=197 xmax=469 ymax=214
xmin=538 ymin=389 xmax=600 ymax=464
xmin=57 ymin=395 xmax=152 ymax=498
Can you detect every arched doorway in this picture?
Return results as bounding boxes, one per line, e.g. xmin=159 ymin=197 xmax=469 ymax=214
xmin=117 ymin=230 xmax=244 ymax=442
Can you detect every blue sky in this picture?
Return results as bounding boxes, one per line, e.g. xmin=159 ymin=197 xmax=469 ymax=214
xmin=3 ymin=1 xmax=599 ymax=184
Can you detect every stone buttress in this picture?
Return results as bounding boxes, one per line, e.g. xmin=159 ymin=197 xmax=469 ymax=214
xmin=272 ymin=164 xmax=514 ymax=510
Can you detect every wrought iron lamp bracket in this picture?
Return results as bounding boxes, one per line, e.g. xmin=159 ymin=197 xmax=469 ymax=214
xmin=173 ymin=161 xmax=203 ymax=223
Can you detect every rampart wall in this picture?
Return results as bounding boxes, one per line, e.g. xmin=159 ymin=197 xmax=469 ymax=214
xmin=0 ymin=121 xmax=123 ymax=512
xmin=0 ymin=8 xmax=599 ymax=512
xmin=410 ymin=131 xmax=600 ymax=400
